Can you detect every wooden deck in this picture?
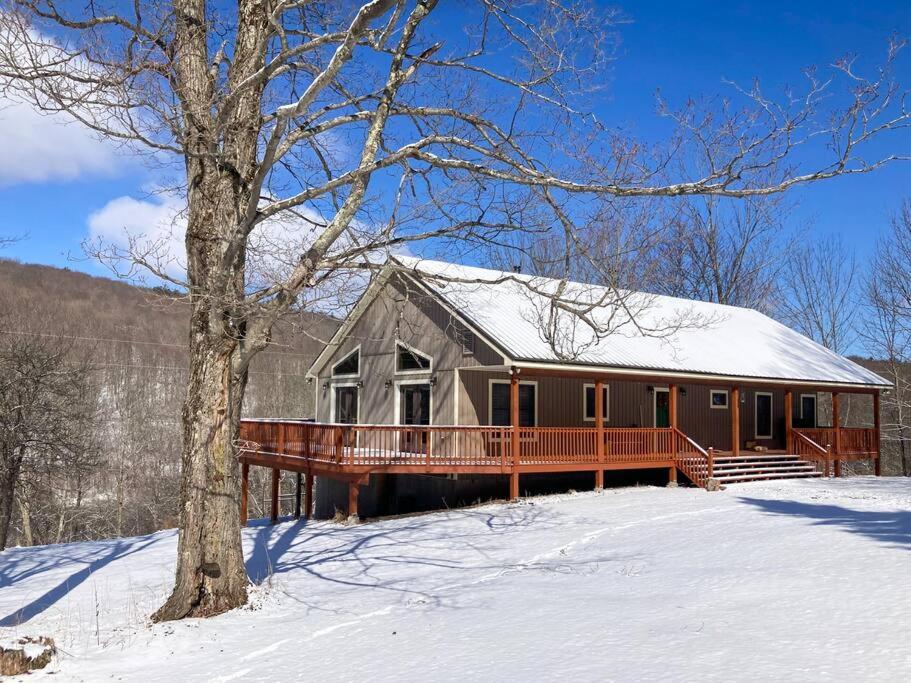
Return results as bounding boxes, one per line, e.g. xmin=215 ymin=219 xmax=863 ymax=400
xmin=238 ymin=420 xmax=879 ymax=521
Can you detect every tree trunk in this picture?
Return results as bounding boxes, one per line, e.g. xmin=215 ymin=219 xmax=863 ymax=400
xmin=0 ymin=451 xmax=21 ymax=550
xmin=16 ymin=492 xmax=33 ymax=547
xmin=152 ymin=336 xmax=249 ymax=621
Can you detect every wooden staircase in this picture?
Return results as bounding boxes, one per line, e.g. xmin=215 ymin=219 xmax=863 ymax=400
xmin=709 ymin=454 xmax=822 ymax=484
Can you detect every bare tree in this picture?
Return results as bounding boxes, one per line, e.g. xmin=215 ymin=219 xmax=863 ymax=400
xmin=864 ymin=201 xmax=911 ymax=475
xmin=1 ymin=1 xmax=908 ymax=619
xmin=0 ymin=317 xmax=99 ymax=550
xmin=650 ymin=193 xmax=791 ymax=312
xmin=779 ymin=235 xmax=858 ymax=354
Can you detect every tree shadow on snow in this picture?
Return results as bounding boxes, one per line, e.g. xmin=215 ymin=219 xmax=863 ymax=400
xmin=739 ymin=497 xmax=911 ymax=551
xmin=0 ymin=535 xmax=164 ymax=626
xmin=242 ymin=503 xmax=617 ymax=611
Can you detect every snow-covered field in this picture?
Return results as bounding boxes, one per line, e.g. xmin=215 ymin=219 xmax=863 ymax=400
xmin=2 ymin=477 xmax=910 ymax=681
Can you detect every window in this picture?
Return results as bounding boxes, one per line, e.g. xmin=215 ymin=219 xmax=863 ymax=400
xmin=710 ymin=389 xmax=729 ymax=409
xmin=333 ymin=385 xmax=359 ymax=424
xmin=400 ymin=384 xmax=431 ymax=426
xmin=583 ymin=384 xmax=609 ymax=422
xmin=800 ymin=393 xmax=817 ymax=428
xmin=460 ymin=329 xmax=475 ymax=355
xmin=755 ymin=392 xmax=773 ymax=439
xmin=396 ymin=341 xmax=432 ymax=373
xmin=332 ymin=348 xmax=359 ymax=377
xmin=489 ymin=380 xmax=537 ymax=427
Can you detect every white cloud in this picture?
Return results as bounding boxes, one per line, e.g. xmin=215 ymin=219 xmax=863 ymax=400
xmin=87 ymin=192 xmax=186 ymax=280
xmin=0 ymin=100 xmax=124 ymax=185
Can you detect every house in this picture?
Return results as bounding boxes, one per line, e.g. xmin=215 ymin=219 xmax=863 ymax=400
xmin=239 ymin=257 xmax=888 ymax=521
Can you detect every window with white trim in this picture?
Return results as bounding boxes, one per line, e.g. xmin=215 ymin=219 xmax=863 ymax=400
xmin=332 ymin=348 xmax=359 ymax=376
xmin=583 ymin=384 xmax=609 ymax=421
xmin=396 ymin=341 xmax=432 ymax=373
xmin=489 ymin=380 xmax=537 ymax=427
xmin=710 ymin=389 xmax=729 ymax=409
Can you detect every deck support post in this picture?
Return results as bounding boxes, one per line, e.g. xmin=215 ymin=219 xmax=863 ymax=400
xmin=294 ymin=473 xmax=303 ymax=519
xmin=668 ymin=466 xmax=677 ymax=486
xmin=731 ymin=386 xmax=741 ymax=457
xmin=874 ymin=391 xmax=882 ymax=476
xmin=348 ymin=482 xmax=359 ymax=519
xmin=595 ymin=379 xmax=605 ymax=489
xmin=832 ymin=392 xmax=842 ymax=477
xmin=669 ymin=383 xmax=678 ymax=431
xmin=785 ymin=390 xmax=794 ymax=453
xmin=240 ymin=462 xmax=249 ymax=526
xmin=510 ymin=370 xmax=520 ymax=500
xmin=270 ymin=468 xmax=280 ymax=524
xmin=304 ymin=473 xmax=314 ymax=519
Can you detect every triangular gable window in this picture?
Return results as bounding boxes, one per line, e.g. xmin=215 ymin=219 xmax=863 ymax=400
xmin=332 ymin=348 xmax=359 ymax=376
xmin=396 ymin=342 xmax=431 ymax=373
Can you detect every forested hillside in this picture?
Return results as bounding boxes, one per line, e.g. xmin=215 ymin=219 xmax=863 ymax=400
xmin=0 ymin=259 xmax=337 ymax=548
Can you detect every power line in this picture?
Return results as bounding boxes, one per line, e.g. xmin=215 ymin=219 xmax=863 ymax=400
xmin=0 ymin=329 xmax=324 ymax=359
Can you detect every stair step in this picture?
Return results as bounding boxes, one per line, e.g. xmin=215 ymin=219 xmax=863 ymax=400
xmin=714 ymin=471 xmax=822 ymax=483
xmin=713 ymin=465 xmax=817 ymax=476
xmin=712 ymin=460 xmax=809 ymax=469
xmin=713 ymin=455 xmax=802 ymax=463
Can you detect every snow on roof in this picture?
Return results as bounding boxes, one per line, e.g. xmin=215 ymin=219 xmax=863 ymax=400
xmin=392 ymin=256 xmax=890 ymax=387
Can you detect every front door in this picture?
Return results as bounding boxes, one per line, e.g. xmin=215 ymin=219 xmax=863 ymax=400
xmin=654 ymin=388 xmax=670 ymax=428
xmin=400 ymin=383 xmax=431 ymax=453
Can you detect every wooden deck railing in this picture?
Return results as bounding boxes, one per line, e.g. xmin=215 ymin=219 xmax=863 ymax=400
xmin=239 ymin=420 xmax=685 ymax=472
xmin=792 ymin=428 xmax=878 ymax=458
xmin=672 ymin=428 xmax=713 ymax=488
xmin=792 ymin=429 xmax=831 ymax=476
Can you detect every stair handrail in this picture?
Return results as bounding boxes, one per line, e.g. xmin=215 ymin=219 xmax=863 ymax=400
xmin=672 ymin=427 xmax=713 ymax=489
xmin=791 ymin=429 xmax=829 ymax=476
xmin=792 ymin=429 xmax=828 ymax=454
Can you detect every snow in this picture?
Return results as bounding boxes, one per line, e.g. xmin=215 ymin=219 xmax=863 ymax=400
xmin=2 ymin=478 xmax=910 ymax=681
xmin=392 ymin=256 xmax=889 ymax=387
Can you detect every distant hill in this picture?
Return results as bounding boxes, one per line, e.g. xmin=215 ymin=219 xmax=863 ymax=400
xmin=0 ymin=257 xmax=339 ymax=418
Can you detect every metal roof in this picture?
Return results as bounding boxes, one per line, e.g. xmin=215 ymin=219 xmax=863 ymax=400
xmin=393 ymin=256 xmax=890 ymax=388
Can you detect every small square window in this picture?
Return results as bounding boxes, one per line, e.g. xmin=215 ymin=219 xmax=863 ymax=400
xmin=710 ymin=390 xmax=729 ymax=409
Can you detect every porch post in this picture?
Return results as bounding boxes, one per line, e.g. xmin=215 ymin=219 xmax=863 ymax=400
xmin=669 ymin=383 xmax=678 ymax=430
xmin=731 ymin=386 xmax=741 ymax=457
xmin=304 ymin=473 xmax=314 ymax=519
xmin=270 ymin=468 xmax=280 ymax=524
xmin=240 ymin=462 xmax=250 ymax=526
xmin=510 ymin=370 xmax=520 ymax=500
xmin=294 ymin=473 xmax=303 ymax=519
xmin=348 ymin=481 xmax=359 ymax=519
xmin=594 ymin=379 xmax=605 ymax=489
xmin=874 ymin=390 xmax=882 ymax=476
xmin=832 ymin=392 xmax=842 ymax=477
xmin=668 ymin=383 xmax=678 ymax=485
xmin=785 ymin=390 xmax=794 ymax=453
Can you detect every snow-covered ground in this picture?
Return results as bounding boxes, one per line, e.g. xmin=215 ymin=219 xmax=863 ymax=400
xmin=2 ymin=477 xmax=910 ymax=681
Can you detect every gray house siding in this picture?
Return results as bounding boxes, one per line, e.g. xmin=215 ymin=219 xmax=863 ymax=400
xmin=316 ymin=275 xmax=503 ymax=425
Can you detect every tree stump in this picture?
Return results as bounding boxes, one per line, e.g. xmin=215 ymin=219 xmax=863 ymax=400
xmin=0 ymin=636 xmax=55 ymax=675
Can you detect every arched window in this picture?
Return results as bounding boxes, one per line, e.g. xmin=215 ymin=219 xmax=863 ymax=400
xmin=395 ymin=341 xmax=431 ymax=373
xmin=332 ymin=347 xmax=360 ymax=376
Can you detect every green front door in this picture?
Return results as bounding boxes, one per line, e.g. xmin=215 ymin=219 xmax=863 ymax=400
xmin=655 ymin=389 xmax=670 ymax=428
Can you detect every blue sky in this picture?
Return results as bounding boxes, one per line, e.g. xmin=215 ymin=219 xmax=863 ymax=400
xmin=1 ymin=1 xmax=909 ymax=273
